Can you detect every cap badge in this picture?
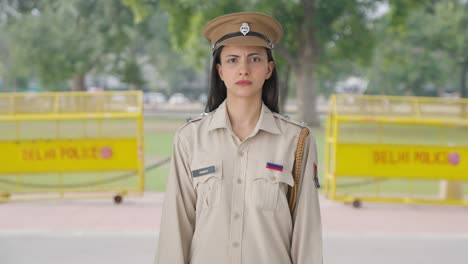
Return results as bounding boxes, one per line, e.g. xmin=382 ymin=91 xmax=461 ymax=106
xmin=240 ymin=22 xmax=250 ymax=36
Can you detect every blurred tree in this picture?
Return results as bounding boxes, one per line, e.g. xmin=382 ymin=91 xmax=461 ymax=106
xmin=365 ymin=0 xmax=465 ymax=97
xmin=0 ymin=28 xmax=15 ymax=91
xmin=3 ymin=0 xmax=158 ymax=91
xmin=142 ymin=11 xmax=207 ymax=96
xmin=121 ymin=0 xmax=153 ymax=24
xmin=0 ymin=0 xmax=37 ymax=91
xmin=459 ymin=0 xmax=467 ymax=98
xmin=5 ymin=0 xmax=453 ymax=101
xmin=121 ymin=59 xmax=145 ymax=90
xmin=0 ymin=0 xmax=37 ymax=19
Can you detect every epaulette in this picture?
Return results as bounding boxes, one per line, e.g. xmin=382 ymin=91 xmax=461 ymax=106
xmin=273 ymin=112 xmax=308 ymax=128
xmin=177 ymin=111 xmax=214 ymax=132
xmin=185 ymin=115 xmax=203 ymax=124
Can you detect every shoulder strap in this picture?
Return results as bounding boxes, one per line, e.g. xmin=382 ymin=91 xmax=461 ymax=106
xmin=176 ymin=112 xmax=213 ymax=133
xmin=288 ymin=127 xmax=310 ymax=216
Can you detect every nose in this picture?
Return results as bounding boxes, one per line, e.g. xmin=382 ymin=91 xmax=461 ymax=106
xmin=238 ymin=59 xmax=249 ymax=76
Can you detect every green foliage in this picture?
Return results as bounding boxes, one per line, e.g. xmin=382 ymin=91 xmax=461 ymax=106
xmin=365 ymin=0 xmax=465 ymax=96
xmin=2 ymin=0 xmax=156 ymax=90
xmin=140 ymin=10 xmax=207 ymax=94
xmin=121 ymin=60 xmax=145 ymax=88
xmin=0 ymin=0 xmax=206 ymax=93
xmin=121 ymin=0 xmax=157 ymax=24
xmin=2 ymin=0 xmax=465 ymax=97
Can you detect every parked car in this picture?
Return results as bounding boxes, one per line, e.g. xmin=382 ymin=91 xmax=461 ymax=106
xmin=198 ymin=93 xmax=208 ymax=104
xmin=144 ymin=92 xmax=167 ymax=105
xmin=168 ymin=93 xmax=190 ymax=104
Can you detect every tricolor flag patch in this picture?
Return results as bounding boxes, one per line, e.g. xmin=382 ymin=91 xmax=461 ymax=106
xmin=266 ymin=162 xmax=283 ymax=172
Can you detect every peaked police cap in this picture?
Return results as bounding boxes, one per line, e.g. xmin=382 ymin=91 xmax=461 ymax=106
xmin=202 ymin=12 xmax=283 ymax=52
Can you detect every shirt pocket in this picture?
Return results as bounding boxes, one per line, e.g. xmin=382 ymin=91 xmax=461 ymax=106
xmin=191 ymin=160 xmax=223 ymax=210
xmin=250 ymin=162 xmax=294 ymax=211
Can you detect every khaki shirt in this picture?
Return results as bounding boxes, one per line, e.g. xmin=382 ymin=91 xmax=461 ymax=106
xmin=156 ymin=101 xmax=322 ymax=264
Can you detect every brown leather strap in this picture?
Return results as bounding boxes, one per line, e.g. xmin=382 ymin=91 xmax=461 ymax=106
xmin=288 ymin=127 xmax=309 ymax=215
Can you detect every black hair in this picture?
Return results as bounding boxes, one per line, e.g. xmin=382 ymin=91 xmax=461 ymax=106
xmin=204 ymin=46 xmax=279 ymax=113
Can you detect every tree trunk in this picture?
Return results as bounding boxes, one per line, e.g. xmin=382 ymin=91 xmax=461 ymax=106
xmin=11 ymin=79 xmax=17 ymax=92
xmin=462 ymin=2 xmax=468 ymax=98
xmin=461 ymin=60 xmax=466 ymax=98
xmin=296 ymin=0 xmax=320 ymax=127
xmin=71 ymin=74 xmax=86 ymax=91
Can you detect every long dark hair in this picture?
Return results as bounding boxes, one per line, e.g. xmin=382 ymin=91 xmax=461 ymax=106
xmin=204 ymin=46 xmax=279 ymax=113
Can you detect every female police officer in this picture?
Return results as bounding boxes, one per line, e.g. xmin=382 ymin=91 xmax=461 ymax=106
xmin=156 ymin=12 xmax=322 ymax=264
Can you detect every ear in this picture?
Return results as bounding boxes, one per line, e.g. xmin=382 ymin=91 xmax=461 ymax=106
xmin=265 ymin=61 xmax=274 ymax=80
xmin=216 ymin=64 xmax=223 ymax=80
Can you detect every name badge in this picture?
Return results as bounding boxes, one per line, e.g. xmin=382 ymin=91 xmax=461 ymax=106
xmin=192 ymin=166 xmax=215 ymax=177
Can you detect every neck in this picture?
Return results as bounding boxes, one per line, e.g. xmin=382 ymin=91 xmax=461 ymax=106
xmin=226 ymin=97 xmax=262 ymax=141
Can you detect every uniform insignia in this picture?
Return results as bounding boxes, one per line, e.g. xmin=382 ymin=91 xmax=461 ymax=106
xmin=192 ymin=166 xmax=215 ymax=177
xmin=240 ymin=22 xmax=250 ymax=36
xmin=272 ymin=113 xmax=308 ymax=128
xmin=314 ymin=163 xmax=320 ymax=188
xmin=177 ymin=111 xmax=214 ymax=134
xmin=185 ymin=115 xmax=203 ymax=124
xmin=266 ymin=162 xmax=283 ymax=172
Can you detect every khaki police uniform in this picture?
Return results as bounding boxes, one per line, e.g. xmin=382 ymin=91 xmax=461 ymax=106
xmin=156 ymin=101 xmax=322 ymax=264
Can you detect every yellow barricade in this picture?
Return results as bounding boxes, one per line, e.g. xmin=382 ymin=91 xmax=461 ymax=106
xmin=0 ymin=91 xmax=144 ymax=203
xmin=324 ymin=94 xmax=468 ymax=207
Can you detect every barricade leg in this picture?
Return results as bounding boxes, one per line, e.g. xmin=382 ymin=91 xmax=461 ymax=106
xmin=439 ymin=180 xmax=463 ymax=200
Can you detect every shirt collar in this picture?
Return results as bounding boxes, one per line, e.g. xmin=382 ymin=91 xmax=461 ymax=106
xmin=207 ymin=100 xmax=230 ymax=131
xmin=208 ymin=100 xmax=281 ymax=135
xmin=258 ymin=104 xmax=281 ymax=135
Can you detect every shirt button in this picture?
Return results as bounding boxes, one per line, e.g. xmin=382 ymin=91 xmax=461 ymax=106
xmin=270 ymin=176 xmax=276 ymax=181
xmin=233 ymin=213 xmax=240 ymax=219
xmin=233 ymin=242 xmax=239 ymax=248
xmin=238 ymin=150 xmax=244 ymax=157
xmin=237 ymin=178 xmax=242 ymax=184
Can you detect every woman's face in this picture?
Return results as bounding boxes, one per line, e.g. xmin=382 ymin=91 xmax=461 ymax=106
xmin=217 ymin=45 xmax=274 ymax=100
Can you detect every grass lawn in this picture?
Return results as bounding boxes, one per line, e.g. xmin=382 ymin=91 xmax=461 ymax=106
xmin=0 ymin=117 xmax=466 ymax=199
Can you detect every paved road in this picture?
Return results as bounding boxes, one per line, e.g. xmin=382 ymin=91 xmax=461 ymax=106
xmin=1 ymin=231 xmax=467 ymax=264
xmin=1 ymin=193 xmax=468 ymax=264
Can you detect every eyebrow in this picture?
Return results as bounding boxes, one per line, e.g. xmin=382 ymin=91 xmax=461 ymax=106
xmin=224 ymin=52 xmax=263 ymax=57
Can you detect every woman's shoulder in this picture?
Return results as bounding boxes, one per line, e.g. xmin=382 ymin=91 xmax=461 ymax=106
xmin=174 ymin=111 xmax=216 ymax=138
xmin=271 ymin=113 xmax=317 ymax=148
xmin=272 ymin=112 xmax=310 ymax=132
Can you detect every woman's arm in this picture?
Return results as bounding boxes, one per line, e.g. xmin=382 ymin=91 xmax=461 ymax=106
xmin=290 ymin=134 xmax=323 ymax=264
xmin=155 ymin=134 xmax=196 ymax=264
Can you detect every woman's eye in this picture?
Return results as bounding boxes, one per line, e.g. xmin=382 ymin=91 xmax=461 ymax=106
xmin=227 ymin=58 xmax=237 ymax=63
xmin=251 ymin=57 xmax=261 ymax=62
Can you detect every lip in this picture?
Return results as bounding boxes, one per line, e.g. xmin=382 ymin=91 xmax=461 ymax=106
xmin=235 ymin=80 xmax=252 ymax=86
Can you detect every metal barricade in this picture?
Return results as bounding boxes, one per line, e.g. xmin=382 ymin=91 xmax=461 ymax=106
xmin=324 ymin=94 xmax=468 ymax=207
xmin=0 ymin=91 xmax=144 ymax=203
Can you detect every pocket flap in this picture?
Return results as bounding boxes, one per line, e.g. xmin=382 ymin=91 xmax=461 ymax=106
xmin=252 ymin=162 xmax=294 ymax=187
